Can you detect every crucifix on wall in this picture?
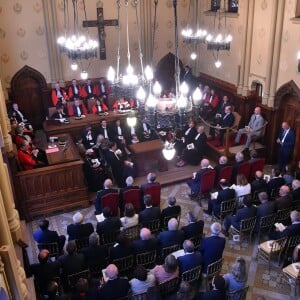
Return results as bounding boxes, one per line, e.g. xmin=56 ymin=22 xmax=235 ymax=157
xmin=83 ymin=7 xmax=119 ymax=60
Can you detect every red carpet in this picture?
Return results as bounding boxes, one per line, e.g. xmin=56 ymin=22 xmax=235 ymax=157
xmin=207 ymin=134 xmax=246 ymax=150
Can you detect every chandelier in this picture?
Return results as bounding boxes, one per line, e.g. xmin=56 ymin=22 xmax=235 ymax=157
xmin=57 ymin=0 xmax=98 ymax=76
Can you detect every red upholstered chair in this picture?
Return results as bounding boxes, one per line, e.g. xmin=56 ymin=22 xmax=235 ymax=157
xmin=216 ymin=165 xmax=233 ymax=185
xmin=250 ymin=158 xmax=266 ymax=181
xmin=237 ymin=161 xmax=251 ymax=181
xmin=122 ymin=188 xmax=141 ymax=212
xmin=101 ymin=193 xmax=120 ymax=217
xmin=199 ymin=170 xmax=216 ymax=205
xmin=144 ymin=184 xmax=161 ymax=207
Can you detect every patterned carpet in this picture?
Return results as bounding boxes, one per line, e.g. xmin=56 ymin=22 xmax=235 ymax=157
xmin=26 ymin=182 xmax=296 ymax=299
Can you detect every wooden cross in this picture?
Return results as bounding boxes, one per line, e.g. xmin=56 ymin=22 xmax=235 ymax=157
xmin=83 ymin=7 xmax=118 ymax=60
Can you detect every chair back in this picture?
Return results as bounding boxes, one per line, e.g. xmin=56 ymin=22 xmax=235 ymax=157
xmin=101 ymin=230 xmax=120 ymax=247
xmin=226 ymin=285 xmax=249 ymax=300
xmin=67 ymin=269 xmax=90 ymax=290
xmin=74 ymin=237 xmax=89 ymax=251
xmin=48 ymin=106 xmax=57 ymax=118
xmin=270 ymin=187 xmax=280 ymax=201
xmin=37 ymin=242 xmax=59 ymax=259
xmin=217 ymin=165 xmax=233 ymax=184
xmin=142 ymin=219 xmax=161 ymax=234
xmin=101 ymin=192 xmax=120 ymax=217
xmin=161 ymin=244 xmax=180 ymax=260
xmin=257 ymin=213 xmax=276 ymax=242
xmin=89 ymin=263 xmax=105 ymax=278
xmin=286 ymin=235 xmax=300 ymax=256
xmin=123 ymin=188 xmax=141 ymax=212
xmin=123 ymin=224 xmax=141 ymax=241
xmin=144 ymin=185 xmax=161 ymax=207
xmin=250 ymin=158 xmax=266 ymax=180
xmin=158 ymin=277 xmax=180 ymax=297
xmin=87 ymin=98 xmax=96 ymax=113
xmin=231 ymin=112 xmax=242 ymax=131
xmin=200 ymin=170 xmax=216 ymax=194
xmin=276 ymin=208 xmax=291 ymax=225
xmin=131 ymin=291 xmax=149 ymax=300
xmin=240 ymin=216 xmax=257 ymax=233
xmin=218 ymin=198 xmax=236 ymax=222
xmin=136 ymin=250 xmax=157 ymax=268
xmin=252 ymin=188 xmax=267 ymax=205
xmin=189 ymin=234 xmax=203 ymax=249
xmin=237 ymin=161 xmax=251 ymax=181
xmin=181 ymin=265 xmax=202 ymax=283
xmin=113 ymin=254 xmax=134 ymax=273
xmin=162 ymin=214 xmax=181 ymax=231
xmin=206 ymin=258 xmax=224 ymax=279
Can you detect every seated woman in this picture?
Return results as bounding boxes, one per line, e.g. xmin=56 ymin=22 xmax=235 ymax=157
xmin=176 ymin=125 xmax=207 ymax=167
xmin=130 ymin=265 xmax=156 ymax=295
xmin=120 ymin=203 xmax=139 ymax=229
xmin=150 ymin=254 xmax=179 ymax=284
xmin=223 ymin=257 xmax=247 ymax=292
xmin=230 ymin=174 xmax=251 ymax=200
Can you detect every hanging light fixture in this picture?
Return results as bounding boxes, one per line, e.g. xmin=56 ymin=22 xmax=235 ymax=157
xmin=57 ymin=0 xmax=98 ymax=72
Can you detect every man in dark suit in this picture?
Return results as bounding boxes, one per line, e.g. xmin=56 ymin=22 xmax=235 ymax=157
xmin=51 ymin=103 xmax=69 ymax=120
xmin=104 ymin=141 xmax=135 ymax=188
xmin=96 ymin=207 xmax=121 ymax=236
xmin=187 ymin=158 xmax=213 ymax=198
xmin=177 ymin=240 xmax=202 ymax=275
xmin=267 ymin=168 xmax=285 ymax=197
xmin=97 ymin=119 xmax=112 ymax=140
xmin=209 ymin=105 xmax=234 ymax=146
xmin=204 ymin=179 xmax=235 ymax=217
xmin=139 ymin=194 xmax=161 ymax=224
xmin=275 ymin=185 xmax=293 ymax=211
xmin=217 ymin=95 xmax=232 ymax=115
xmin=33 ymin=219 xmax=66 ymax=253
xmin=276 ymin=121 xmax=296 ymax=172
xmin=269 ymin=210 xmax=300 ymax=240
xmin=80 ymin=232 xmax=107 ymax=271
xmin=58 ymin=241 xmax=86 ymax=291
xmin=97 ymin=264 xmax=130 ymax=299
xmin=251 ymin=170 xmax=268 ymax=195
xmin=140 ymin=172 xmax=161 ymax=197
xmin=157 ymin=218 xmax=184 ymax=250
xmin=222 ymin=196 xmax=257 ymax=236
xmin=199 ymin=222 xmax=226 ymax=273
xmin=132 ymin=228 xmax=158 ymax=254
xmin=254 ymin=192 xmax=276 ymax=232
xmin=161 ymin=196 xmax=181 ymax=223
xmin=94 ymin=179 xmax=118 ymax=215
xmin=199 ymin=275 xmax=226 ymax=300
xmin=136 ymin=118 xmax=157 ymax=142
xmin=292 ymin=179 xmax=300 ymax=201
xmin=67 ymin=212 xmax=94 ymax=241
xmin=68 ymin=98 xmax=88 ymax=117
xmin=181 ymin=211 xmax=204 ymax=240
xmin=176 ymin=125 xmax=207 ymax=167
xmin=30 ymin=249 xmax=60 ymax=294
xmin=82 ymin=124 xmax=97 ymax=149
xmin=109 ymin=119 xmax=131 ymax=156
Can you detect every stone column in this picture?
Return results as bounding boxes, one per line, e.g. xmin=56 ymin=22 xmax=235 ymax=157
xmin=262 ymin=2 xmax=279 ymax=105
xmin=242 ymin=0 xmax=255 ymax=96
xmin=0 ymin=190 xmax=28 ymax=299
xmin=0 ymin=80 xmax=13 ymax=153
xmin=267 ymin=0 xmax=285 ymax=107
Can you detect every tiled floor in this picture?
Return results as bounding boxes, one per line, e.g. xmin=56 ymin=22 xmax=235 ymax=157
xmin=26 ymin=182 xmax=297 ymax=299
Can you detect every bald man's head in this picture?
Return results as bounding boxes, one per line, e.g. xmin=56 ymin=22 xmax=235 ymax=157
xmin=140 ymin=228 xmax=151 ymax=240
xmin=105 ymin=264 xmax=118 ymax=280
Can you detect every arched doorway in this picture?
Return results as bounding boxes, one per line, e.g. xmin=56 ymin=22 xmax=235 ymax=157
xmin=10 ymin=65 xmax=49 ymax=129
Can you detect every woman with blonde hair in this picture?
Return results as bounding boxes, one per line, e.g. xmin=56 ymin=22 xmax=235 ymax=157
xmin=223 ymin=257 xmax=247 ymax=292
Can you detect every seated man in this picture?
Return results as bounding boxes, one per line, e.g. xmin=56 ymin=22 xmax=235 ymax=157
xmin=269 ymin=210 xmax=300 ymax=240
xmin=97 ymin=264 xmax=130 ymax=299
xmin=30 ymin=249 xmax=60 ymax=294
xmin=136 ymin=117 xmax=157 ymax=142
xmin=33 ymin=219 xmax=66 ymax=253
xmin=110 ymin=119 xmax=131 ymax=156
xmin=161 ymin=196 xmax=181 ymax=224
xmin=132 ymin=228 xmax=158 ymax=255
xmin=94 ymin=77 xmax=110 ymax=107
xmin=8 ymin=102 xmax=33 ymax=130
xmin=181 ymin=211 xmax=204 ymax=240
xmin=200 ymin=89 xmax=219 ymax=120
xmin=199 ymin=222 xmax=226 ymax=274
xmin=140 ymin=172 xmax=161 ymax=206
xmin=267 ymin=168 xmax=285 ymax=197
xmin=139 ymin=194 xmax=161 ymax=224
xmin=222 ymin=196 xmax=257 ymax=236
xmin=177 ymin=240 xmax=202 ymax=275
xmin=80 ymin=78 xmax=97 ymax=102
xmin=94 ymin=178 xmax=118 ymax=215
xmin=51 ymin=103 xmax=69 ymax=121
xmin=119 ymin=176 xmax=140 ymax=210
xmin=68 ymin=79 xmax=81 ymax=101
xmin=91 ymin=97 xmax=109 ymax=114
xmin=51 ymin=82 xmax=69 ymax=106
xmin=96 ymin=207 xmax=121 ymax=236
xmin=214 ymin=155 xmax=230 ymax=184
xmin=176 ymin=125 xmax=207 ymax=167
xmin=251 ymin=170 xmax=268 ymax=195
xmin=157 ymin=218 xmax=184 ymax=250
xmin=204 ymin=179 xmax=235 ymax=217
xmin=275 ymin=185 xmax=293 ymax=211
xmin=234 ymin=106 xmax=264 ymax=151
xmin=68 ymin=98 xmax=88 ymax=117
xmin=209 ymin=105 xmax=234 ymax=147
xmin=186 ymin=158 xmax=213 ymax=198
xmin=67 ymin=212 xmax=94 ymax=241
xmin=82 ymin=124 xmax=97 ymax=149
xmin=292 ymin=179 xmax=300 ymax=201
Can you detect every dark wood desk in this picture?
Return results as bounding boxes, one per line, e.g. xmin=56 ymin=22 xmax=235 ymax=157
xmin=43 ymin=112 xmax=129 ymax=138
xmin=129 ymin=140 xmax=168 ymax=176
xmin=14 ymin=134 xmax=89 ymax=221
